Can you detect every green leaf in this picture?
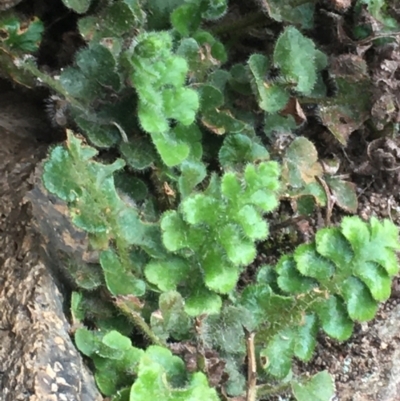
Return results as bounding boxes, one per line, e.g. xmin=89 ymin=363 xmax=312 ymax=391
xmin=341 ymin=216 xmax=400 ymax=275
xmin=100 ymin=250 xmax=146 ymax=296
xmin=185 ymin=288 xmax=222 ymax=316
xmin=75 ymin=116 xmax=120 ymax=148
xmin=76 ymin=44 xmax=120 ymax=90
xmin=181 ymin=194 xmax=220 ymax=225
xmin=243 ymin=162 xmax=281 ymax=208
xmin=60 ymin=68 xmax=98 ymax=101
xmin=352 ymin=261 xmax=391 ymax=302
xmin=71 ymin=292 xmax=85 ymax=322
xmin=202 ymin=248 xmax=239 ymax=293
xmin=229 ymin=63 xmax=252 ymax=95
xmin=0 ymin=17 xmax=44 ymax=52
xmin=221 ymin=172 xmax=241 ymax=201
xmin=326 ymin=177 xmax=358 ymax=213
xmin=282 ymin=137 xmax=323 ymax=188
xmin=198 ymin=84 xmax=224 ymax=111
xmin=68 ymin=260 xmax=103 ymax=290
xmin=145 ymin=345 xmax=186 ymax=384
xmin=292 ymin=371 xmax=335 ymax=401
xmin=160 ymin=56 xmax=189 ymax=87
xmin=61 ymin=0 xmax=91 ymax=13
xmin=267 ymin=0 xmax=315 ymax=29
xmin=119 ymin=139 xmax=157 ymax=171
xmin=130 ymin=359 xmax=219 ymax=401
xmin=201 ymin=108 xmax=247 ymax=135
xmin=294 ymin=314 xmax=318 ymax=361
xmin=237 ymin=205 xmax=268 ymax=240
xmin=261 ymin=328 xmax=295 ymax=378
xmin=273 ymin=26 xmax=319 ymax=94
xmin=313 ymin=295 xmax=353 ymax=340
xmin=276 ymin=256 xmax=316 ymax=294
xmin=219 ymin=224 xmax=257 ymax=265
xmin=152 ymin=291 xmax=192 ymax=341
xmin=152 ymin=132 xmax=190 ymax=166
xmin=315 ymin=227 xmax=353 ymax=269
xmin=138 ymin=103 xmax=169 ymax=134
xmin=340 ymin=277 xmax=378 ymax=321
xmin=102 ymin=330 xmax=132 ymax=353
xmin=193 ymin=30 xmax=227 ymax=63
xmin=240 ymin=283 xmax=295 ymax=329
xmin=248 ymin=53 xmax=289 ymax=112
xmin=367 ymin=217 xmax=400 ymax=275
xmin=178 ymin=160 xmax=207 ymax=197
xmin=219 ymin=134 xmax=269 ymax=168
xmin=318 ymin=77 xmax=371 ymax=145
xmin=204 ymin=306 xmax=247 ymax=354
xmin=171 ymin=4 xmax=202 ymax=36
xmin=161 ymin=211 xmax=190 ymax=251
xmin=294 ymin=244 xmax=335 ymax=281
xmin=111 ymin=387 xmax=131 ymax=401
xmin=145 ymin=257 xmax=190 ymax=291
xmin=202 ymin=0 xmax=228 ymax=20
xmin=103 ymin=1 xmax=138 ymax=36
xmin=163 ymin=87 xmax=199 ymax=125
xmin=43 ymin=146 xmax=83 ymax=202
xmin=115 ymin=208 xmax=147 ymax=245
xmin=369 ymin=216 xmax=400 ymax=250
xmin=264 ymin=113 xmax=297 ymax=136
xmin=75 ymin=328 xmax=101 ymax=357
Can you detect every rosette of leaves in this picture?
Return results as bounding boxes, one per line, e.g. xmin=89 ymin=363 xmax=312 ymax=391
xmin=240 ymin=216 xmax=400 ymax=378
xmin=128 ymin=31 xmax=200 ymax=167
xmin=42 ymin=131 xmax=165 ymax=296
xmin=145 ymin=161 xmax=281 ymax=316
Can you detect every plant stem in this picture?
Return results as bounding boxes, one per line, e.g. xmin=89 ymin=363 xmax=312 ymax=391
xmin=127 ymin=309 xmax=167 ymax=347
xmin=113 ymin=297 xmax=166 ymax=347
xmin=246 ymin=330 xmax=257 ymax=401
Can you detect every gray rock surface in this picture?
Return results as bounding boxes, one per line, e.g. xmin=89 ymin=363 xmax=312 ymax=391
xmin=0 ymin=86 xmax=102 ymax=401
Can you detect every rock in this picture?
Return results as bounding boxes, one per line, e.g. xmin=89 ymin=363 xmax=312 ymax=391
xmin=0 ymin=87 xmax=102 ymax=401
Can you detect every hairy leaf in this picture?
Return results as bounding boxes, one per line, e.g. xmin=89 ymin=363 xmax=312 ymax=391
xmin=274 ymin=26 xmax=321 ymax=94
xmin=312 ymin=295 xmax=353 ymax=340
xmin=292 ymin=371 xmax=335 ymax=401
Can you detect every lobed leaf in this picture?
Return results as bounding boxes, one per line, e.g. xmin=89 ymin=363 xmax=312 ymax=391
xmin=144 ymin=257 xmax=191 ymax=292
xmin=261 ymin=328 xmax=295 ymax=378
xmin=293 ymin=314 xmax=318 ymax=361
xmin=273 ymin=26 xmax=319 ymax=94
xmin=315 ymin=227 xmax=353 ymax=269
xmin=202 ymin=248 xmax=240 ymax=293
xmin=276 ymin=256 xmax=316 ymax=294
xmin=61 ymin=0 xmax=91 ymax=13
xmin=184 ymin=288 xmax=222 ymax=316
xmin=291 ymin=371 xmax=335 ymax=401
xmin=340 ymin=277 xmax=378 ymax=321
xmin=294 ymin=244 xmax=335 ymax=281
xmin=312 ymin=295 xmax=353 ymax=341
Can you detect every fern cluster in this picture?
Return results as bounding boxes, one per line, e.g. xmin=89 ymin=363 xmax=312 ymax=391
xmin=2 ymin=0 xmax=400 ymax=400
